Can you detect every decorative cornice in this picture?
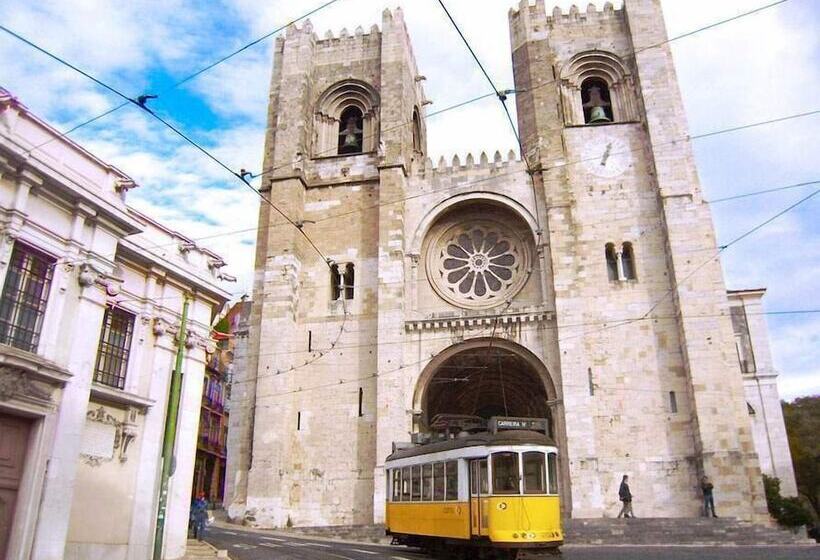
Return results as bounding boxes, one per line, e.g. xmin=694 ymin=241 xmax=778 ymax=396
xmin=405 ymin=309 xmax=554 ymax=331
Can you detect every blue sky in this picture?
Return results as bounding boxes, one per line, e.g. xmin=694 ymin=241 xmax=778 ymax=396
xmin=1 ymin=0 xmax=818 ymax=399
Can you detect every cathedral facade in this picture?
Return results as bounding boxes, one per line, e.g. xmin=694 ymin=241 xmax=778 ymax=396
xmin=225 ymin=0 xmax=793 ymax=528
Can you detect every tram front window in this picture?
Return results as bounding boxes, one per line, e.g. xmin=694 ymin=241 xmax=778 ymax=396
xmin=492 ymin=452 xmax=520 ymax=494
xmin=523 ymin=451 xmax=546 ymax=494
xmin=547 ymin=452 xmax=559 ymax=495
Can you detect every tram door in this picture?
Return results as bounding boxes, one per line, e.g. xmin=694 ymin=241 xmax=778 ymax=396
xmin=469 ymin=459 xmax=489 ymax=537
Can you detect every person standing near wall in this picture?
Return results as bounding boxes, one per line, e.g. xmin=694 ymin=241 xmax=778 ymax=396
xmin=702 ymin=476 xmax=718 ymax=517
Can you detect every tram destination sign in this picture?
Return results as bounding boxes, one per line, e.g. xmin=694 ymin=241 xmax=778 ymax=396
xmin=489 ymin=417 xmax=548 ymax=434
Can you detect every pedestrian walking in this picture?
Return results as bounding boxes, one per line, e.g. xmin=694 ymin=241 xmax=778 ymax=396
xmin=191 ymin=492 xmax=209 ymax=540
xmin=617 ymin=474 xmax=635 ymax=518
xmin=702 ymin=476 xmax=718 ymax=517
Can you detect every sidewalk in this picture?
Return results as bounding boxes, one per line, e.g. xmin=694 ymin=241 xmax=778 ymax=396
xmin=182 ymin=538 xmax=230 ymax=559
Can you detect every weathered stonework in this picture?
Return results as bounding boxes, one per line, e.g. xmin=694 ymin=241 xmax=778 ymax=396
xmin=226 ymin=1 xmax=791 ymax=527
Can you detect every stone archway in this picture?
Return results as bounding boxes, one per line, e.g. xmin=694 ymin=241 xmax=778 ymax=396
xmin=414 ymin=338 xmax=557 ymax=432
xmin=412 ymin=338 xmax=572 ymax=514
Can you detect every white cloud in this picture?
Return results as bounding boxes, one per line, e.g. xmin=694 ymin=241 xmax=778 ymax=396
xmin=2 ymin=0 xmax=818 ymax=398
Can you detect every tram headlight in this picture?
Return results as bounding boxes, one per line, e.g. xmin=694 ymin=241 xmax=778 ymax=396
xmin=497 ymin=502 xmax=507 ymax=510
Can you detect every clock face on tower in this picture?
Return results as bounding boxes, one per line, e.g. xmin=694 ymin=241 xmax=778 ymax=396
xmin=582 ymin=135 xmax=630 ymax=178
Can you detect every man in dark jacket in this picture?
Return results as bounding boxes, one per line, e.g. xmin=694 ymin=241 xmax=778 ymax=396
xmin=617 ymin=474 xmax=635 ymax=518
xmin=701 ymin=476 xmax=717 ymax=517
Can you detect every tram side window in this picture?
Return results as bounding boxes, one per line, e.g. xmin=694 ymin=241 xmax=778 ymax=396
xmin=479 ymin=459 xmax=489 ymax=494
xmin=433 ymin=462 xmax=445 ymax=501
xmin=547 ymin=452 xmax=559 ymax=495
xmin=391 ymin=469 xmax=401 ymax=501
xmin=523 ymin=451 xmax=546 ymax=494
xmin=422 ymin=463 xmax=433 ymax=500
xmin=445 ymin=461 xmax=458 ymax=501
xmin=470 ymin=462 xmax=478 ymax=496
xmin=411 ymin=465 xmax=421 ymax=501
xmin=401 ymin=466 xmax=411 ymax=501
xmin=492 ymin=452 xmax=520 ymax=495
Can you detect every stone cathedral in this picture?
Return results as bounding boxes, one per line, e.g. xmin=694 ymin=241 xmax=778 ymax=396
xmin=225 ymin=0 xmax=796 ymax=528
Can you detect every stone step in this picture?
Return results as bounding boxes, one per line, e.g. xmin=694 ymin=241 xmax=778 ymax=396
xmin=564 ymin=518 xmax=813 ymax=545
xmin=284 ymin=518 xmax=813 ymax=546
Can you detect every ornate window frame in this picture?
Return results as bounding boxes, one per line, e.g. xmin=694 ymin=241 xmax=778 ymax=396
xmin=425 ymin=219 xmax=532 ymax=310
xmin=313 ymin=80 xmax=380 ymax=158
xmin=560 ymin=50 xmax=638 ymax=126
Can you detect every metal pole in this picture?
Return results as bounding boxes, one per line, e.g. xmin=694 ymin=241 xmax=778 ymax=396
xmin=153 ymin=297 xmax=190 ymax=560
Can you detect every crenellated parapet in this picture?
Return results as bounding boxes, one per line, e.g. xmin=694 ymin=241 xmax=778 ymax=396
xmin=413 ymin=150 xmax=526 ymax=178
xmin=509 ymin=1 xmax=623 ymax=50
xmin=316 ymin=23 xmax=382 ymax=49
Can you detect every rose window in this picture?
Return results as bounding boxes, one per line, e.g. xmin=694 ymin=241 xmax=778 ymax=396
xmin=427 ymin=220 xmax=530 ymax=309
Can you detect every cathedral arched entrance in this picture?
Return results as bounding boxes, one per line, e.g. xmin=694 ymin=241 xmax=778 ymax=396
xmin=412 ymin=338 xmax=571 ymax=513
xmin=415 ymin=338 xmax=554 ymax=433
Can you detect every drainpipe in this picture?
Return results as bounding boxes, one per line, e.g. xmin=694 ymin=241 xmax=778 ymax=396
xmin=153 ymin=297 xmax=190 ymax=560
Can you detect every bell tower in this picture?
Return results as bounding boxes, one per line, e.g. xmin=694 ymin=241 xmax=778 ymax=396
xmin=509 ymin=0 xmax=768 ymax=520
xmin=229 ymin=9 xmax=428 ymax=527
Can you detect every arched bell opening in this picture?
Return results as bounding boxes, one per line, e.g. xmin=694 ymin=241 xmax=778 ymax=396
xmin=338 ymin=106 xmax=364 ymax=154
xmin=581 ymin=77 xmax=613 ymax=124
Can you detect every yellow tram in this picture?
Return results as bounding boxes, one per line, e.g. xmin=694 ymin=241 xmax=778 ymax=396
xmin=385 ymin=419 xmax=562 ymax=559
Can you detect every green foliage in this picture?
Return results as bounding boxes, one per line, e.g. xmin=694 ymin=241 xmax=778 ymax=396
xmin=763 ymin=474 xmax=813 ymax=527
xmin=782 ymin=396 xmax=820 ymax=519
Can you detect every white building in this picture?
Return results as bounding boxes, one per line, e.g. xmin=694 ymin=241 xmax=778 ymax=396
xmin=0 ymin=88 xmax=232 ymax=559
xmin=728 ymin=289 xmax=798 ymax=497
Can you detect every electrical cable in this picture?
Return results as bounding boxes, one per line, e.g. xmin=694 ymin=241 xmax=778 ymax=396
xmin=0 ymin=23 xmax=348 ymax=375
xmin=15 ymin=0 xmax=344 ymax=155
xmin=233 ymin=172 xmax=820 ymax=390
xmin=39 ymin=170 xmax=818 ymax=275
xmin=250 ymin=0 xmax=792 ymax=183
xmin=235 ymin=307 xmax=820 ymax=392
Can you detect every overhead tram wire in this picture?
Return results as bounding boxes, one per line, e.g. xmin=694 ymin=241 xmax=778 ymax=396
xmin=0 ymin=24 xmax=347 ymax=376
xmin=242 ymin=307 xmax=820 ymax=397
xmin=40 ymin=113 xmax=820 ymax=274
xmin=556 ymin=186 xmax=820 ymax=345
xmin=14 ymin=0 xmax=343 ymax=155
xmin=436 ymin=0 xmax=543 ymax=379
xmin=247 ymin=89 xmax=500 ymax=181
xmin=232 ymin=0 xmax=789 ymax=184
xmin=708 ymin=179 xmax=820 ymax=203
xmin=238 ymin=160 xmax=820 ymax=389
xmin=5 ymin=2 xmax=807 ymax=372
xmin=48 ymin=170 xmax=820 ymax=272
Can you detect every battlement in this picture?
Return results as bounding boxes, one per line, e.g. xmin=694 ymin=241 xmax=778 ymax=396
xmin=509 ymin=1 xmax=623 ymax=48
xmin=317 ymin=24 xmax=381 ymax=45
xmin=280 ymin=19 xmax=381 ymax=47
xmin=414 ymin=150 xmax=526 ymax=177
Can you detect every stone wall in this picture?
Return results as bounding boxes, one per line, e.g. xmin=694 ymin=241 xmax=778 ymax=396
xmin=230 ymin=0 xmax=789 ymax=528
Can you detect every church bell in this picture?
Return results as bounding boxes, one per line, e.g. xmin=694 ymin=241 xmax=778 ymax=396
xmin=583 ymin=85 xmax=612 ymax=124
xmin=588 ymin=105 xmax=611 ymax=124
xmin=343 ymin=130 xmax=360 ymax=149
